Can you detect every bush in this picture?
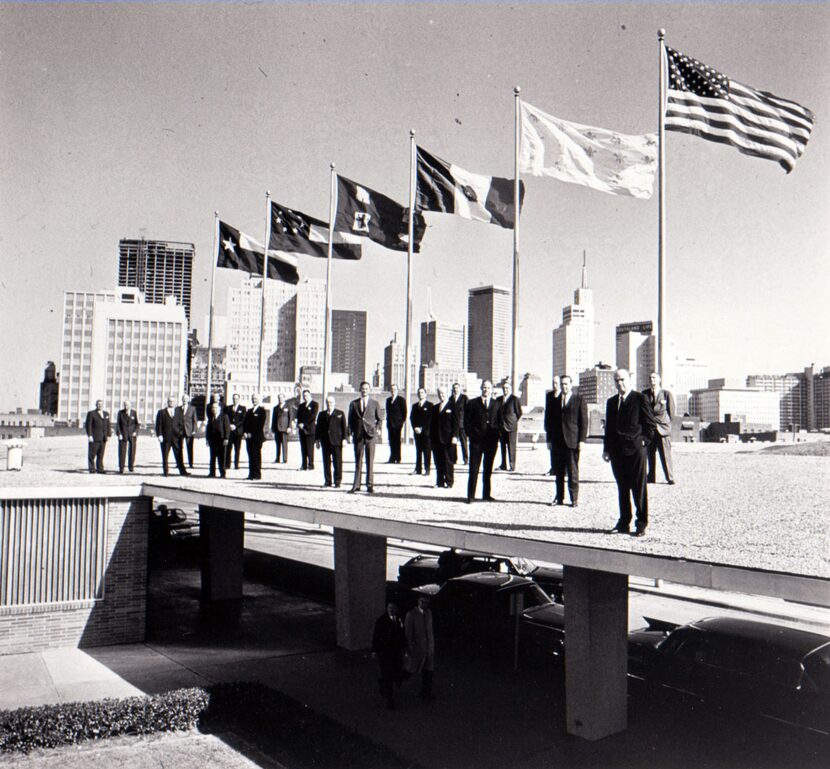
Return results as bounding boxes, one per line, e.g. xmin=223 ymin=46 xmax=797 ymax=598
xmin=0 ymin=687 xmax=209 ymax=754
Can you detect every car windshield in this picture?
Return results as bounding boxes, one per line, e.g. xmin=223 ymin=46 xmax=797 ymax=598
xmin=509 ymin=557 xmax=537 ymax=575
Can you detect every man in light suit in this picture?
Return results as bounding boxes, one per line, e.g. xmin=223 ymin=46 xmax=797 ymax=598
xmin=464 ymin=380 xmax=502 ymax=503
xmin=348 ymin=381 xmax=382 ymax=493
xmin=224 ymin=393 xmax=246 ymax=470
xmin=271 ymin=393 xmax=292 ymax=464
xmin=179 ymin=394 xmax=199 ymax=469
xmin=85 ymin=399 xmax=110 ymax=474
xmin=543 ymin=375 xmax=562 ymax=476
xmin=315 ymin=395 xmax=348 ymax=488
xmin=385 ymin=384 xmax=407 ymax=464
xmin=450 ymin=383 xmax=468 ymax=464
xmin=116 ymin=400 xmax=139 ymax=473
xmin=242 ymin=393 xmax=267 ymax=480
xmin=497 ymin=381 xmax=523 ymax=471
xmin=409 ymin=388 xmax=433 ymax=475
xmin=430 ymin=386 xmax=460 ymax=489
xmin=155 ymin=397 xmax=188 ymax=477
xmin=644 ymin=371 xmax=676 ymax=485
xmin=295 ymin=389 xmax=319 ymax=471
xmin=548 ymin=375 xmax=588 ymax=507
xmin=603 ymin=368 xmax=656 ymax=537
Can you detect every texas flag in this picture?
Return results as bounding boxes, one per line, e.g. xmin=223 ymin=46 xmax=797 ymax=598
xmin=416 ymin=146 xmax=524 ymax=229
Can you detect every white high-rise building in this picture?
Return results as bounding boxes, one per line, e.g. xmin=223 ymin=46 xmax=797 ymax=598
xmin=552 ymin=254 xmax=594 ymax=385
xmin=58 ymin=288 xmax=187 ymax=426
xmin=615 ymin=321 xmax=652 ymax=391
xmin=468 ymin=286 xmax=511 ymax=384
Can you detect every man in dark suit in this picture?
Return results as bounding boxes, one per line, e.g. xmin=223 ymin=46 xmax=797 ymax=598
xmin=155 ymin=397 xmax=188 ymax=476
xmin=271 ymin=393 xmax=292 ymax=464
xmin=205 ymin=400 xmax=231 ymax=478
xmin=410 ymin=388 xmax=433 ymax=475
xmin=348 ymin=381 xmax=382 ymax=493
xmin=179 ymin=394 xmax=199 ymax=469
xmin=497 ymin=381 xmax=523 ymax=471
xmin=224 ymin=393 xmax=246 ymax=470
xmin=85 ymin=399 xmax=110 ymax=474
xmin=543 ymin=376 xmax=562 ymax=476
xmin=116 ymin=400 xmax=139 ymax=473
xmin=430 ymin=386 xmax=460 ymax=489
xmin=450 ymin=383 xmax=468 ymax=464
xmin=242 ymin=393 xmax=267 ymax=480
xmin=464 ymin=380 xmax=501 ymax=503
xmin=295 ymin=389 xmax=318 ymax=471
xmin=372 ymin=601 xmax=406 ymax=710
xmin=315 ymin=395 xmax=348 ymax=488
xmin=385 ymin=384 xmax=407 ymax=464
xmin=548 ymin=375 xmax=588 ymax=507
xmin=603 ymin=368 xmax=656 ymax=537
xmin=644 ymin=371 xmax=676 ymax=485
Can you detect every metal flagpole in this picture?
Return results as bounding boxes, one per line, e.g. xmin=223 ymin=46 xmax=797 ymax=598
xmin=404 ymin=129 xmax=416 ymax=444
xmin=657 ymin=29 xmax=667 ymax=381
xmin=258 ymin=190 xmax=272 ymax=393
xmin=322 ymin=164 xmax=336 ymax=403
xmin=512 ymin=86 xmax=521 ymax=391
xmin=206 ymin=210 xmax=219 ymax=409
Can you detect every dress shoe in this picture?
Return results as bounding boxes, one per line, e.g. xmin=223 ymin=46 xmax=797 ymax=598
xmin=553 ymin=498 xmax=564 ymax=506
xmin=367 ymin=487 xmax=375 ymax=493
xmin=335 ymin=483 xmax=341 ymax=488
xmin=631 ymin=529 xmax=647 ymax=538
xmin=324 ymin=482 xmax=332 ymax=487
xmin=667 ymin=479 xmax=676 ymax=485
xmin=348 ymin=487 xmax=359 ymax=494
xmin=411 ymin=470 xmax=420 ymax=475
xmin=484 ymin=495 xmax=496 ymax=502
xmin=608 ymin=525 xmax=629 ymax=534
xmin=465 ymin=497 xmax=473 ymax=504
xmin=571 ymin=501 xmax=579 ymax=508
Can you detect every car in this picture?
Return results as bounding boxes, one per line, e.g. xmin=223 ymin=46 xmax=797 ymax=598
xmin=149 ymin=504 xmax=199 ymax=564
xmin=398 ymin=549 xmax=564 ymax=602
xmin=628 ymin=616 xmax=830 ymax=735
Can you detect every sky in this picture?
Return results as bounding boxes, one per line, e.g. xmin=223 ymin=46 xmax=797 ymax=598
xmin=1 ymin=1 xmax=828 ymax=411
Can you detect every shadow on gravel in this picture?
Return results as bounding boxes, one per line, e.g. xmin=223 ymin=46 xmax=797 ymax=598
xmin=431 ymin=519 xmax=610 ymax=535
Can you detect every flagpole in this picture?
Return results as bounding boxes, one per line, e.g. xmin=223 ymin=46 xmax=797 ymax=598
xmin=512 ymin=86 xmax=521 ymax=391
xmin=657 ymin=29 xmax=667 ymax=382
xmin=206 ymin=210 xmax=219 ymax=410
xmin=322 ymin=164 xmax=336 ymax=403
xmin=258 ymin=190 xmax=272 ymax=393
xmin=404 ymin=128 xmax=416 ymax=444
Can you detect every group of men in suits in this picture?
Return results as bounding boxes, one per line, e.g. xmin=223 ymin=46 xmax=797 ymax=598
xmin=84 ymin=399 xmax=142 ymax=474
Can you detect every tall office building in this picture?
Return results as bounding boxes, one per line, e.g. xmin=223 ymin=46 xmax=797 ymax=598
xmin=118 ymin=238 xmax=194 ymax=324
xmin=384 ymin=333 xmax=417 ymax=390
xmin=674 ymin=356 xmax=708 ymax=414
xmin=552 ymin=256 xmax=594 ymax=385
xmin=615 ymin=321 xmax=652 ymax=391
xmin=332 ymin=310 xmax=367 ymax=389
xmin=295 ymin=279 xmax=327 ymax=376
xmin=39 ymin=362 xmax=59 ymax=416
xmin=58 ymin=288 xmax=187 ymax=426
xmin=577 ymin=364 xmax=617 ymax=405
xmin=689 ymin=380 xmax=780 ymax=430
xmin=467 ymin=285 xmax=511 ymax=384
xmin=420 ymin=320 xmax=466 ymax=369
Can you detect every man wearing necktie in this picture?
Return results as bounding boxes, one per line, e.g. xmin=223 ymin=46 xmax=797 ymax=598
xmin=347 ymin=381 xmax=382 ymax=493
xmin=497 ymin=381 xmax=523 ymax=471
xmin=430 ymin=386 xmax=460 ymax=488
xmin=296 ymin=389 xmax=319 ymax=470
xmin=315 ymin=395 xmax=347 ymax=488
xmin=242 ymin=393 xmax=266 ymax=480
xmin=155 ymin=397 xmax=189 ymax=477
xmin=644 ymin=371 xmax=676 ymax=485
xmin=543 ymin=376 xmax=562 ymax=476
xmin=85 ymin=399 xmax=111 ymax=474
xmin=549 ymin=375 xmax=588 ymax=507
xmin=603 ymin=368 xmax=656 ymax=537
xmin=409 ymin=388 xmax=433 ymax=475
xmin=464 ymin=380 xmax=502 ymax=503
xmin=115 ymin=400 xmax=139 ymax=473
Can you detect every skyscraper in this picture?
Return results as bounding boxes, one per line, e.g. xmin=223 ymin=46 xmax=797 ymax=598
xmin=467 ymin=285 xmax=511 ymax=384
xmin=39 ymin=362 xmax=59 ymax=416
xmin=551 ymin=254 xmax=594 ymax=385
xmin=384 ymin=333 xmax=417 ymax=390
xmin=420 ymin=320 xmax=465 ymax=369
xmin=615 ymin=321 xmax=653 ymax=391
xmin=118 ymin=238 xmax=194 ymax=324
xmin=332 ymin=310 xmax=367 ymax=389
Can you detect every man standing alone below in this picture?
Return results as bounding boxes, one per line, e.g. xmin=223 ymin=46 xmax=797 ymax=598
xmin=645 ymin=371 xmax=676 ymax=485
xmin=385 ymin=384 xmax=407 ymax=464
xmin=348 ymin=381 xmax=382 ymax=493
xmin=404 ymin=594 xmax=435 ymax=700
xmin=498 ymin=381 xmax=522 ymax=471
xmin=549 ymin=375 xmax=587 ymax=507
xmin=409 ymin=388 xmax=433 ymax=476
xmin=242 ymin=393 xmax=266 ymax=480
xmin=543 ymin=375 xmax=562 ymax=476
xmin=85 ymin=399 xmax=110 ymax=474
xmin=603 ymin=368 xmax=655 ymax=537
xmin=224 ymin=393 xmax=246 ymax=470
xmin=295 ymin=389 xmax=318 ymax=471
xmin=315 ymin=395 xmax=347 ymax=488
xmin=179 ymin=394 xmax=199 ymax=469
xmin=116 ymin=400 xmax=138 ymax=474
xmin=465 ymin=380 xmax=501 ymax=503
xmin=156 ymin=397 xmax=188 ymax=477
xmin=205 ymin=400 xmax=230 ymax=478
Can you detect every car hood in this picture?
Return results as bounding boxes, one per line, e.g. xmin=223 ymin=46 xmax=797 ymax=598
xmin=628 ymin=629 xmax=664 ymax=651
xmin=522 ymin=603 xmax=565 ymax=630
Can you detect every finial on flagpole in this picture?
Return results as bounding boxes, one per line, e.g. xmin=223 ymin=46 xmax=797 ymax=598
xmin=657 ymin=28 xmax=665 ymax=40
xmin=330 ymin=163 xmax=335 ymax=171
xmin=214 ymin=210 xmax=218 ymax=217
xmin=514 ymin=85 xmax=521 ymax=95
xmin=410 ymin=128 xmax=415 ymax=138
xmin=265 ymin=190 xmax=271 ymax=198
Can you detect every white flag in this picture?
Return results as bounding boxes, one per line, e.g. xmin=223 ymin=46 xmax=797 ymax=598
xmin=520 ymin=102 xmax=657 ymax=199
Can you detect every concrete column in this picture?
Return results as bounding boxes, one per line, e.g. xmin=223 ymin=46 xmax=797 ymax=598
xmin=333 ymin=528 xmax=387 ymax=650
xmin=564 ymin=566 xmax=629 ymax=741
xmin=199 ymin=506 xmax=244 ymax=602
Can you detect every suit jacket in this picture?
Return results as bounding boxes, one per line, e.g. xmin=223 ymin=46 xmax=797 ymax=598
xmin=385 ymin=395 xmax=407 ymax=430
xmin=549 ymin=393 xmax=588 ymax=449
xmin=543 ymin=390 xmax=562 ymax=438
xmin=409 ymin=401 xmax=433 ymax=436
xmin=271 ymin=403 xmax=292 ymax=433
xmin=155 ymin=407 xmax=183 ymax=442
xmin=225 ymin=404 xmax=247 ymax=434
xmin=498 ymin=394 xmax=523 ymax=432
xmin=603 ymin=391 xmax=656 ymax=457
xmin=296 ymin=400 xmax=319 ymax=435
xmin=464 ymin=397 xmax=501 ymax=446
xmin=450 ymin=393 xmax=468 ymax=429
xmin=348 ymin=397 xmax=382 ymax=441
xmin=315 ymin=408 xmax=347 ymax=446
xmin=85 ymin=409 xmax=111 ymax=442
xmin=431 ymin=400 xmax=461 ymax=445
xmin=206 ymin=413 xmax=231 ymax=444
xmin=643 ymin=388 xmax=675 ymax=437
xmin=243 ymin=406 xmax=267 ymax=441
xmin=179 ymin=405 xmax=198 ymax=438
xmin=116 ymin=408 xmax=139 ymax=440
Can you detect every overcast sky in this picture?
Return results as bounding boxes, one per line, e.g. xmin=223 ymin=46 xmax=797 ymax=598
xmin=1 ymin=1 xmax=828 ymax=411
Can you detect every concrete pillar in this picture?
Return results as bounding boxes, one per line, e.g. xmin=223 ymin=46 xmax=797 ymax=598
xmin=199 ymin=506 xmax=244 ymax=602
xmin=333 ymin=528 xmax=387 ymax=650
xmin=564 ymin=566 xmax=629 ymax=741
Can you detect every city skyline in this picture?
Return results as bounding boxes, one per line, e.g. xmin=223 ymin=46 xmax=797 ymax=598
xmin=1 ymin=3 xmax=828 ymax=411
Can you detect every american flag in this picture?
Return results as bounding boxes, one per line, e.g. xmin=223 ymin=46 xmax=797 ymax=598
xmin=664 ymin=46 xmax=814 ymax=173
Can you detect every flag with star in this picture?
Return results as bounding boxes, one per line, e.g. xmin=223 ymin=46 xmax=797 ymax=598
xmin=217 ymin=220 xmax=299 ymax=284
xmin=664 ymin=46 xmax=814 ymax=173
xmin=270 ymin=201 xmax=362 ymax=260
xmin=520 ymin=101 xmax=657 ymax=199
xmin=416 ymin=146 xmax=524 ymax=229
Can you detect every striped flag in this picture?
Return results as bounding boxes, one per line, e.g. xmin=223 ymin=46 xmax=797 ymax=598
xmin=270 ymin=202 xmax=362 ymax=260
xmin=217 ymin=220 xmax=299 ymax=284
xmin=664 ymin=46 xmax=814 ymax=173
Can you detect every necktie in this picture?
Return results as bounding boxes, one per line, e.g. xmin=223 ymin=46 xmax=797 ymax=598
xmin=561 ymin=394 xmax=565 ymax=408
xmin=361 ymin=399 xmax=366 ymax=413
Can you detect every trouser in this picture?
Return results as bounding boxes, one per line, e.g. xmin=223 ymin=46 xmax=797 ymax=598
xmin=246 ymin=437 xmax=263 ymax=479
xmin=184 ymin=436 xmax=195 ymax=467
xmin=88 ymin=440 xmax=106 ymax=472
xmin=118 ymin=436 xmax=136 ymax=472
xmin=414 ymin=433 xmax=431 ymax=473
xmin=548 ymin=439 xmax=558 ymax=474
xmin=352 ymin=437 xmax=375 ymax=489
xmin=554 ymin=447 xmax=580 ymax=503
xmin=208 ymin=440 xmax=226 ymax=476
xmin=433 ymin=442 xmax=454 ymax=487
xmin=387 ymin=425 xmax=402 ymax=462
xmin=321 ymin=443 xmax=342 ymax=486
xmin=648 ymin=434 xmax=674 ymax=482
xmin=499 ymin=430 xmax=518 ymax=470
xmin=274 ymin=431 xmax=289 ymax=462
xmin=226 ymin=431 xmax=243 ymax=469
xmin=456 ymin=428 xmax=468 ymax=463
xmin=299 ymin=431 xmax=315 ymax=469
xmin=161 ymin=439 xmax=187 ymax=475
xmin=610 ymin=447 xmax=649 ymax=530
xmin=467 ymin=436 xmax=498 ymax=499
